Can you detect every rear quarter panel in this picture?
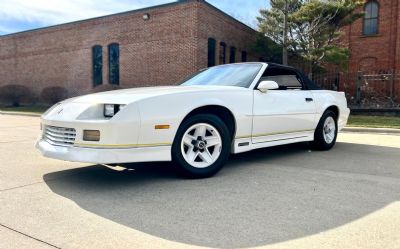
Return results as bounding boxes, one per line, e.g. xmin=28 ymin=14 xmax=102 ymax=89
xmin=310 ymin=90 xmax=350 ymax=130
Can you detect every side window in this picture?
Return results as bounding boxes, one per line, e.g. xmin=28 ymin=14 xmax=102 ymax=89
xmin=363 ymin=1 xmax=379 ymax=35
xmin=92 ymin=45 xmax=103 ymax=87
xmin=219 ymin=42 xmax=226 ymax=64
xmin=229 ymin=46 xmax=236 ymax=63
xmin=260 ymin=67 xmax=303 ymax=90
xmin=207 ymin=38 xmax=216 ymax=67
xmin=108 ymin=43 xmax=120 ymax=85
xmin=241 ymin=51 xmax=247 ymax=62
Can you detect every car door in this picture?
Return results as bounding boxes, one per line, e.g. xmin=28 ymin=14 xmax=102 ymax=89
xmin=252 ymin=67 xmax=316 ymax=144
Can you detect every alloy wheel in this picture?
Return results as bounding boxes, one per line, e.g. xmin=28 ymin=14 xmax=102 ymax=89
xmin=180 ymin=123 xmax=222 ymax=168
xmin=323 ymin=116 xmax=336 ymax=144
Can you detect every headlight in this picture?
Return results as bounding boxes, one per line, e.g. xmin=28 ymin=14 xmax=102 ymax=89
xmin=104 ymin=104 xmax=125 ymax=117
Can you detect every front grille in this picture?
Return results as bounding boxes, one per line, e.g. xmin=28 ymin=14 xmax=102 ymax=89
xmin=43 ymin=125 xmax=76 ymax=147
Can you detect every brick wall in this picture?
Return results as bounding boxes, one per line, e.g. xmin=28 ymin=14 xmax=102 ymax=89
xmin=0 ymin=0 xmax=259 ymax=102
xmin=194 ymin=1 xmax=258 ymax=69
xmin=342 ymin=0 xmax=399 ymax=74
xmin=338 ymin=0 xmax=400 ymax=101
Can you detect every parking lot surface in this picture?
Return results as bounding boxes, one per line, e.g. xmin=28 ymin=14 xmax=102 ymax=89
xmin=1 ymin=114 xmax=400 ymax=249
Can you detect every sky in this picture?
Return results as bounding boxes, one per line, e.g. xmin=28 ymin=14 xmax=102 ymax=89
xmin=0 ymin=0 xmax=270 ymax=35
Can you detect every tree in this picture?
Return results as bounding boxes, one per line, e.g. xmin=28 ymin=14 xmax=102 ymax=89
xmin=250 ymin=33 xmax=283 ymax=63
xmin=258 ymin=0 xmax=363 ymax=76
xmin=290 ymin=0 xmax=363 ymax=76
xmin=257 ymin=0 xmax=303 ymax=65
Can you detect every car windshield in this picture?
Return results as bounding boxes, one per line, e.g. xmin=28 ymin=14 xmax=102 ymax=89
xmin=181 ymin=63 xmax=263 ymax=88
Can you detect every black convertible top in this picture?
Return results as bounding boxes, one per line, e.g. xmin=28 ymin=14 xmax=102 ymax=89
xmin=266 ymin=63 xmax=322 ymax=90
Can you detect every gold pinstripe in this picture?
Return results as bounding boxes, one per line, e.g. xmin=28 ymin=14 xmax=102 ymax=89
xmin=74 ymin=129 xmax=314 ymax=148
xmin=74 ymin=142 xmax=172 ymax=149
xmin=235 ymin=129 xmax=314 ymax=139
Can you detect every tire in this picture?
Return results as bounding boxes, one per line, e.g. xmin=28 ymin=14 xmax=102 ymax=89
xmin=172 ymin=114 xmax=231 ymax=178
xmin=311 ymin=110 xmax=338 ymax=151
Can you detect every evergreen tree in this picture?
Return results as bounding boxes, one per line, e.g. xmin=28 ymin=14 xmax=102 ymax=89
xmin=257 ymin=0 xmax=363 ymax=76
xmin=258 ymin=0 xmax=303 ymax=65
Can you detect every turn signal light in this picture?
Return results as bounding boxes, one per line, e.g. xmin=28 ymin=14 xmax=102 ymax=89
xmin=155 ymin=125 xmax=170 ymax=130
xmin=83 ymin=130 xmax=100 ymax=141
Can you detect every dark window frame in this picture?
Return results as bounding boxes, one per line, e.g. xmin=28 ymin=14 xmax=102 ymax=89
xmin=363 ymin=1 xmax=379 ymax=36
xmin=92 ymin=45 xmax=103 ymax=87
xmin=256 ymin=66 xmax=305 ymax=90
xmin=229 ymin=46 xmax=236 ymax=63
xmin=207 ymin=38 xmax=216 ymax=67
xmin=219 ymin=42 xmax=226 ymax=64
xmin=108 ymin=43 xmax=120 ymax=85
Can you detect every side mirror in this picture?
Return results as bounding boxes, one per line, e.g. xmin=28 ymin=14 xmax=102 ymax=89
xmin=257 ymin=80 xmax=279 ymax=93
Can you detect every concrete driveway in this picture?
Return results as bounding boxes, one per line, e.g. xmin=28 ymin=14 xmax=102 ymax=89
xmin=0 ymin=114 xmax=399 ymax=249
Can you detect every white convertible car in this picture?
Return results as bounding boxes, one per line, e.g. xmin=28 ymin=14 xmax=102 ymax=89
xmin=36 ymin=62 xmax=350 ymax=178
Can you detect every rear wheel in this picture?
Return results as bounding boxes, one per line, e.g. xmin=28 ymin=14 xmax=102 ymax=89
xmin=311 ymin=110 xmax=338 ymax=150
xmin=172 ymin=114 xmax=231 ymax=178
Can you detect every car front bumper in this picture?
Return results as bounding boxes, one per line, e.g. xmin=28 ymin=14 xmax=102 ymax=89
xmin=35 ymin=139 xmax=171 ymax=164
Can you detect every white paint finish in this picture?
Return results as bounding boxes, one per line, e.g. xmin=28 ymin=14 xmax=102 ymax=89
xmin=36 ymin=139 xmax=171 ymax=164
xmin=36 ymin=63 xmax=350 ymax=164
xmin=233 ymin=137 xmax=253 ymax=153
xmin=250 ymin=132 xmax=315 ymax=150
xmin=257 ymin=80 xmax=279 ymax=92
xmin=252 ymin=90 xmax=317 ymax=144
xmin=136 ymin=86 xmax=254 ymax=146
xmin=40 ymin=103 xmax=141 ymax=147
xmin=310 ymin=90 xmax=350 ymax=130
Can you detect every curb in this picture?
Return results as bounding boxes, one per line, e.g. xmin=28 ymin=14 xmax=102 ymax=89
xmin=342 ymin=127 xmax=400 ymax=134
xmin=0 ymin=111 xmax=42 ymax=117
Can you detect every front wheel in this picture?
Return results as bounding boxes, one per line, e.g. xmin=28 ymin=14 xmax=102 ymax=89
xmin=311 ymin=110 xmax=338 ymax=150
xmin=172 ymin=114 xmax=231 ymax=178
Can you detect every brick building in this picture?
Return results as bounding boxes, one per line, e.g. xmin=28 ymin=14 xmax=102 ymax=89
xmin=0 ymin=0 xmax=259 ymax=101
xmin=333 ymin=0 xmax=400 ymax=107
xmin=342 ymin=0 xmax=400 ymax=74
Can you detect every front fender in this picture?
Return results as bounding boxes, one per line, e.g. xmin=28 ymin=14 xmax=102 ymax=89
xmin=136 ymin=90 xmax=253 ymax=146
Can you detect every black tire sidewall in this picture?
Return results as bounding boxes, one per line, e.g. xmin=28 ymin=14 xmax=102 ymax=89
xmin=313 ymin=111 xmax=338 ymax=150
xmin=172 ymin=114 xmax=231 ymax=178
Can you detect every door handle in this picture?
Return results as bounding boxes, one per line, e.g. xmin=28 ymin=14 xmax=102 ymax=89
xmin=305 ymin=98 xmax=313 ymax=102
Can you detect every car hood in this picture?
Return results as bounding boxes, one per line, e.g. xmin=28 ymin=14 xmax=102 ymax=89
xmin=66 ymin=85 xmax=244 ymax=104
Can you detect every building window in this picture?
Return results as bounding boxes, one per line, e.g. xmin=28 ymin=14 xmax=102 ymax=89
xmin=108 ymin=43 xmax=120 ymax=85
xmin=241 ymin=51 xmax=247 ymax=62
xmin=229 ymin=46 xmax=236 ymax=63
xmin=92 ymin=45 xmax=102 ymax=86
xmin=363 ymin=1 xmax=379 ymax=35
xmin=219 ymin=42 xmax=226 ymax=64
xmin=207 ymin=38 xmax=216 ymax=67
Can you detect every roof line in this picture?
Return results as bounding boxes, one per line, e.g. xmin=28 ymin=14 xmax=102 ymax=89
xmin=200 ymin=1 xmax=257 ymax=32
xmin=268 ymin=62 xmax=289 ymax=67
xmin=266 ymin=62 xmax=296 ymax=69
xmin=0 ymin=1 xmax=183 ymax=38
xmin=0 ymin=0 xmax=257 ymax=38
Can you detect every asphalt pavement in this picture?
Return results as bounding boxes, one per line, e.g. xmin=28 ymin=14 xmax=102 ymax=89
xmin=0 ymin=114 xmax=399 ymax=249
